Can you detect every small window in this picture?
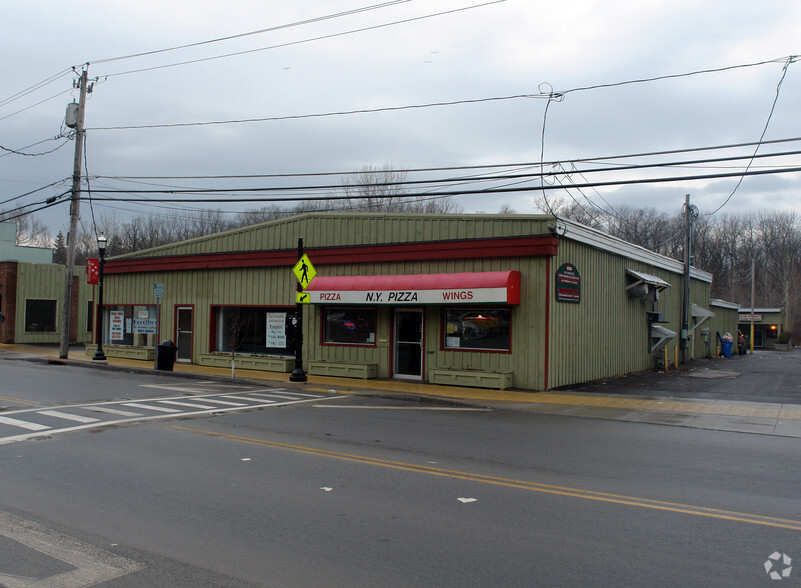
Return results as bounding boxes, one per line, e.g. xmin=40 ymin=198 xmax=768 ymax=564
xmin=323 ymin=308 xmax=376 ymax=345
xmin=25 ymin=299 xmax=58 ymax=332
xmin=443 ymin=308 xmax=510 ymax=351
xmin=87 ymin=301 xmax=94 ymax=332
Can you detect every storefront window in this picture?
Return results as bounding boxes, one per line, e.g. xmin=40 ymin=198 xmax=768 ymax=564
xmin=323 ymin=308 xmax=376 ymax=345
xmin=213 ymin=306 xmax=294 ymax=355
xmin=102 ymin=305 xmax=158 ymax=346
xmin=25 ymin=299 xmax=57 ymax=332
xmin=443 ymin=308 xmax=511 ymax=351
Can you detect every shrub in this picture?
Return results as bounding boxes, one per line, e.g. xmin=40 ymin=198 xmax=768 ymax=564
xmin=777 ymin=331 xmax=793 ymax=345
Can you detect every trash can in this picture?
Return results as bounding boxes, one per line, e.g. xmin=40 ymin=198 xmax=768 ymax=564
xmin=156 ymin=339 xmax=178 ymax=371
xmin=721 ymin=340 xmax=733 ymax=358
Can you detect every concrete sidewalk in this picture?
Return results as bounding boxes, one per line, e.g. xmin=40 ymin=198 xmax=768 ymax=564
xmin=2 ymin=343 xmax=801 ymax=438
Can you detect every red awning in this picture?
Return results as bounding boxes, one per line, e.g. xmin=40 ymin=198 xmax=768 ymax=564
xmin=304 ymin=271 xmax=520 ymax=305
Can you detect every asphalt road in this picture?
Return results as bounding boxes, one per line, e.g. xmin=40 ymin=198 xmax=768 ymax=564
xmin=1 ymin=360 xmax=800 ymax=586
xmin=568 ymin=348 xmax=801 ymax=404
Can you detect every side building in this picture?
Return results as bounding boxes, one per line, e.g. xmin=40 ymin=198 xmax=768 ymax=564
xmin=0 ymin=222 xmax=93 ymax=345
xmin=738 ymin=307 xmax=786 ymax=349
xmin=97 ymin=213 xmax=718 ymax=391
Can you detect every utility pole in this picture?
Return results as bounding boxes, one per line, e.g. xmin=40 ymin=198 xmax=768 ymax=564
xmin=59 ymin=68 xmax=90 ymax=359
xmin=681 ymin=193 xmax=692 ymax=364
xmin=750 ymin=258 xmax=756 ymax=354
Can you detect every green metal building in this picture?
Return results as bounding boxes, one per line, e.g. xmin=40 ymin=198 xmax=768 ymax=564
xmin=738 ymin=307 xmax=786 ymax=349
xmin=0 ymin=261 xmax=93 ymax=345
xmin=97 ymin=213 xmax=718 ymax=391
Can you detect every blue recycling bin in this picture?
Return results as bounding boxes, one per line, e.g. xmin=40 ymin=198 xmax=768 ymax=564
xmin=721 ymin=340 xmax=733 ymax=358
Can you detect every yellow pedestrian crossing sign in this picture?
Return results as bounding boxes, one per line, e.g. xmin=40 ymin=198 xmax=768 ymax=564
xmin=293 ymin=254 xmax=316 ymax=288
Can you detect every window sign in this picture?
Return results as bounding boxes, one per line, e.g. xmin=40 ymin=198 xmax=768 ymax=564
xmin=133 ymin=318 xmax=158 ymax=334
xmin=266 ymin=312 xmax=287 ymax=348
xmin=110 ymin=311 xmax=125 ymax=340
xmin=323 ymin=308 xmax=377 ymax=345
xmin=556 ymin=263 xmax=581 ymax=303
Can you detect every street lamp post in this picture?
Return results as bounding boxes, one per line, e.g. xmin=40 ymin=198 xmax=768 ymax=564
xmin=92 ymin=233 xmax=107 ymax=362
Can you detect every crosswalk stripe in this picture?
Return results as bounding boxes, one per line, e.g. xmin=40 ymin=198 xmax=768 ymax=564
xmin=223 ymin=395 xmax=278 ymax=403
xmin=0 ymin=416 xmax=50 ymax=431
xmin=196 ymin=398 xmax=247 ymax=407
xmin=87 ymin=406 xmax=144 ymax=417
xmin=37 ymin=410 xmax=100 ymax=424
xmin=157 ymin=400 xmax=217 ymax=409
xmin=122 ymin=403 xmax=182 ymax=413
xmin=246 ymin=392 xmax=301 ymax=401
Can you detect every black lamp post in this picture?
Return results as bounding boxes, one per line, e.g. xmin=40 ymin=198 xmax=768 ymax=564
xmin=92 ymin=233 xmax=107 ymax=362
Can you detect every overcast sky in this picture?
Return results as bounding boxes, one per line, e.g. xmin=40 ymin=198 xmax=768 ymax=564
xmin=2 ymin=0 xmax=800 ymax=235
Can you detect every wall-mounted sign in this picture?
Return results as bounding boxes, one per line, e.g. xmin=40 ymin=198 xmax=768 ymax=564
xmin=306 ymin=287 xmax=510 ymax=305
xmin=304 ymin=271 xmax=521 ymax=305
xmin=739 ymin=313 xmax=762 ymax=322
xmin=556 ymin=263 xmax=581 ymax=303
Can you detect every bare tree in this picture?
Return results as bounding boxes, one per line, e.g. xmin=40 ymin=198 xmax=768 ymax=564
xmin=0 ymin=211 xmax=51 ymax=247
xmin=334 ymin=164 xmax=463 ymax=214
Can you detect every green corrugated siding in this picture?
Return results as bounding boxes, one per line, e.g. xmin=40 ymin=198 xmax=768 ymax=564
xmin=16 ymin=264 xmax=92 ymax=344
xmin=703 ymin=303 xmax=739 ymax=358
xmin=113 ymin=214 xmax=554 ymax=260
xmin=548 ymin=240 xmax=709 ymax=388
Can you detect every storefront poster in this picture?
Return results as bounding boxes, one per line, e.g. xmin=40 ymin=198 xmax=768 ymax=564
xmin=110 ymin=311 xmax=125 ymax=341
xmin=133 ymin=318 xmax=158 ymax=334
xmin=266 ymin=312 xmax=286 ymax=348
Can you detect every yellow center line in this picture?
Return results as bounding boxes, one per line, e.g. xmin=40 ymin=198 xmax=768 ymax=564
xmin=0 ymin=395 xmax=40 ymax=406
xmin=174 ymin=426 xmax=801 ymax=531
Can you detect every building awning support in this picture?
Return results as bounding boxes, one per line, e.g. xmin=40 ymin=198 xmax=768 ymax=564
xmin=304 ymin=271 xmax=521 ymax=305
xmin=690 ymin=304 xmax=714 ymax=334
xmin=626 ymin=268 xmax=671 ymax=302
xmin=650 ymin=324 xmax=677 ymax=353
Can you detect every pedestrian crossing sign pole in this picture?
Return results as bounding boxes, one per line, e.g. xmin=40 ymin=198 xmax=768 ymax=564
xmin=290 ymin=240 xmax=313 ymax=382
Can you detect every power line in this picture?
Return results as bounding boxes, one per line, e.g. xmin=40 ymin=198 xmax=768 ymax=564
xmin=707 ymin=55 xmax=798 ymax=215
xmin=85 ymin=149 xmax=801 ymax=194
xmin=0 ymin=134 xmax=71 ymax=158
xmin=562 ymin=56 xmax=796 ymax=95
xmin=87 ymin=1 xmax=411 ymax=65
xmin=89 ymin=137 xmax=801 ymax=181
xmin=94 ymin=1 xmax=506 ymax=79
xmin=0 ymin=88 xmax=73 ymax=123
xmin=0 ymin=179 xmax=71 ymax=207
xmin=0 ymin=68 xmax=73 ymax=109
xmin=86 ymin=92 xmax=546 ymax=131
xmin=84 ymin=165 xmax=801 ymax=203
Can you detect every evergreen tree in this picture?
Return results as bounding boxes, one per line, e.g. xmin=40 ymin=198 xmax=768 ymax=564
xmin=53 ymin=231 xmax=67 ymax=265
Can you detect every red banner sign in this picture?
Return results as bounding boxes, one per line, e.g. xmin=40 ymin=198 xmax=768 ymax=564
xmin=87 ymin=258 xmax=99 ymax=285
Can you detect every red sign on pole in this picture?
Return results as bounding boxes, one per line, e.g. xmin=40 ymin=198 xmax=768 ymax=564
xmin=87 ymin=258 xmax=99 ymax=285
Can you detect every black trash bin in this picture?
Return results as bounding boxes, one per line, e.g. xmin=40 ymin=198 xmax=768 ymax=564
xmin=156 ymin=339 xmax=178 ymax=371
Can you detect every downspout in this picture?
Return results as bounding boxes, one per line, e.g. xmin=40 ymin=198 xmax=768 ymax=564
xmin=544 ymin=256 xmax=551 ymax=391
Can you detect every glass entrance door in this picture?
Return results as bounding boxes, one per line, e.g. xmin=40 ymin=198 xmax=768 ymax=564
xmin=176 ymin=307 xmax=193 ymax=362
xmin=394 ymin=309 xmax=423 ymax=379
